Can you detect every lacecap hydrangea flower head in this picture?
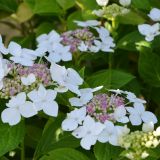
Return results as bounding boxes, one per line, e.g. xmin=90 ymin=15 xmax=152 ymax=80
xmin=62 ymin=88 xmax=158 ymax=151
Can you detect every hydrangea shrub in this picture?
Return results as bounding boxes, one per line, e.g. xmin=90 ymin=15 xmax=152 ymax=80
xmin=0 ymin=0 xmax=160 ymax=159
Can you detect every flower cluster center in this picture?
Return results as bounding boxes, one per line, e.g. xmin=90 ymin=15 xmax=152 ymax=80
xmin=86 ymin=93 xmax=125 ymax=123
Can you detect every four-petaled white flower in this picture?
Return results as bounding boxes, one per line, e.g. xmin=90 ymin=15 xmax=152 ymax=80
xmin=1 ymin=92 xmax=37 ymax=125
xmin=78 ymin=42 xmax=88 ymax=52
xmin=92 ymin=38 xmax=115 ymax=52
xmin=72 ymin=116 xmax=105 ymax=150
xmin=95 ymin=27 xmax=110 ymax=42
xmin=126 ymin=104 xmax=157 ymax=126
xmin=138 ymin=23 xmax=160 ymax=42
xmin=0 ymin=35 xmax=8 ymax=55
xmin=96 ymin=0 xmax=109 ymax=6
xmin=119 ymin=0 xmax=131 ymax=7
xmin=98 ymin=122 xmax=130 ymax=146
xmin=50 ymin=63 xmax=83 ymax=95
xmin=62 ymin=107 xmax=86 ymax=131
xmin=90 ymin=27 xmax=115 ymax=53
xmin=69 ymin=86 xmax=103 ymax=107
xmin=46 ymin=43 xmax=72 ymax=63
xmin=74 ymin=20 xmax=101 ymax=27
xmin=148 ymin=8 xmax=160 ymax=22
xmin=21 ymin=73 xmax=36 ymax=86
xmin=98 ymin=121 xmax=119 ymax=146
xmin=36 ymin=30 xmax=62 ymax=56
xmin=8 ymin=42 xmax=38 ymax=66
xmin=28 ymin=84 xmax=58 ymax=117
xmin=113 ymin=106 xmax=129 ymax=123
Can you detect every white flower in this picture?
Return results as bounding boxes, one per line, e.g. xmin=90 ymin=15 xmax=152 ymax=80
xmin=1 ymin=92 xmax=37 ymax=125
xmin=126 ymin=104 xmax=157 ymax=126
xmin=28 ymin=84 xmax=58 ymax=117
xmin=138 ymin=23 xmax=160 ymax=42
xmin=0 ymin=56 xmax=10 ymax=89
xmin=90 ymin=27 xmax=115 ymax=53
xmin=92 ymin=39 xmax=115 ymax=52
xmin=74 ymin=20 xmax=101 ymax=27
xmin=62 ymin=107 xmax=86 ymax=131
xmin=37 ymin=31 xmax=72 ymax=63
xmin=72 ymin=116 xmax=105 ymax=150
xmin=37 ymin=30 xmax=62 ymax=45
xmin=21 ymin=73 xmax=36 ymax=86
xmin=98 ymin=121 xmax=119 ymax=145
xmin=69 ymin=86 xmax=103 ymax=107
xmin=113 ymin=106 xmax=129 ymax=123
xmin=50 ymin=63 xmax=83 ymax=95
xmin=0 ymin=35 xmax=8 ymax=55
xmin=96 ymin=0 xmax=109 ymax=6
xmin=119 ymin=0 xmax=131 ymax=7
xmin=142 ymin=122 xmax=154 ymax=132
xmin=36 ymin=30 xmax=62 ymax=56
xmin=125 ymin=91 xmax=146 ymax=104
xmin=148 ymin=8 xmax=160 ymax=22
xmin=46 ymin=43 xmax=72 ymax=63
xmin=78 ymin=42 xmax=88 ymax=52
xmin=8 ymin=42 xmax=38 ymax=66
xmin=94 ymin=27 xmax=110 ymax=42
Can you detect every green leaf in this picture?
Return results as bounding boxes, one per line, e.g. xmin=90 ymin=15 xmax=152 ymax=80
xmin=139 ymin=48 xmax=160 ymax=87
xmin=0 ymin=156 xmax=9 ymax=160
xmin=149 ymin=0 xmax=160 ymax=8
xmin=67 ymin=11 xmax=83 ymax=29
xmin=117 ymin=31 xmax=151 ymax=51
xmin=116 ymin=10 xmax=146 ymax=25
xmin=0 ymin=121 xmax=25 ymax=157
xmin=150 ymin=87 xmax=160 ymax=104
xmin=147 ymin=148 xmax=160 ymax=159
xmin=11 ymin=34 xmax=35 ymax=48
xmin=0 ymin=0 xmax=18 ymax=13
xmin=87 ymin=69 xmax=135 ymax=89
xmin=34 ymin=0 xmax=62 ymax=15
xmin=24 ymin=0 xmax=35 ymax=10
xmin=76 ymin=0 xmax=98 ymax=10
xmin=36 ymin=22 xmax=53 ymax=36
xmin=56 ymin=0 xmax=75 ymax=10
xmin=79 ymin=67 xmax=85 ymax=79
xmin=40 ymin=148 xmax=90 ymax=160
xmin=34 ymin=115 xmax=79 ymax=159
xmin=132 ymin=0 xmax=151 ymax=10
xmin=94 ymin=142 xmax=123 ymax=160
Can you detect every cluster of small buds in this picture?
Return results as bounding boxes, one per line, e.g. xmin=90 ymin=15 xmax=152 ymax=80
xmin=61 ymin=28 xmax=95 ymax=52
xmin=119 ymin=130 xmax=160 ymax=160
xmin=101 ymin=4 xmax=129 ymax=20
xmin=16 ymin=63 xmax=52 ymax=85
xmin=0 ymin=63 xmax=52 ymax=99
xmin=86 ymin=93 xmax=125 ymax=123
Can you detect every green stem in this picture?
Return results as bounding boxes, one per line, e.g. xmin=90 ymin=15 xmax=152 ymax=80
xmin=108 ymin=53 xmax=113 ymax=89
xmin=109 ymin=53 xmax=113 ymax=69
xmin=21 ymin=140 xmax=25 ymax=160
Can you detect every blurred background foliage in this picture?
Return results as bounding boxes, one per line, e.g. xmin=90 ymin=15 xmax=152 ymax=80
xmin=1 ymin=0 xmax=160 ymax=159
